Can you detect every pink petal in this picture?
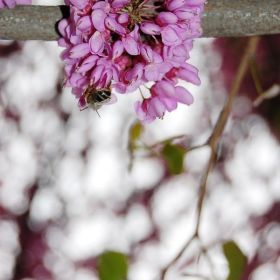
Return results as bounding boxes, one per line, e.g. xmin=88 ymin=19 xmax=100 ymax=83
xmin=178 ymin=63 xmax=201 ymax=85
xmin=111 ymin=0 xmax=130 ymax=9
xmin=4 ymin=0 xmax=16 ymax=8
xmin=112 ymin=40 xmax=124 ymax=59
xmin=125 ymin=63 xmax=144 ymax=82
xmin=149 ymin=97 xmax=166 ymax=118
xmin=160 ymin=97 xmax=178 ymax=112
xmin=69 ymin=43 xmax=90 ymax=59
xmin=145 ymin=62 xmax=170 ymax=82
xmin=118 ymin=13 xmax=129 ymax=24
xmin=78 ymin=96 xmax=87 ymax=109
xmin=175 ymin=86 xmax=194 ymax=105
xmin=135 ymin=101 xmax=144 ymax=117
xmin=114 ymin=55 xmax=131 ymax=70
xmin=153 ymin=52 xmax=164 ymax=63
xmin=170 ymin=23 xmax=186 ymax=39
xmin=91 ymin=9 xmax=107 ymax=32
xmin=64 ymin=64 xmax=75 ymax=76
xmin=140 ymin=22 xmax=161 ymax=35
xmin=184 ymin=40 xmax=194 ymax=51
xmin=190 ymin=20 xmax=203 ymax=36
xmin=89 ymin=31 xmax=104 ymax=54
xmin=153 ymin=80 xmax=176 ymax=98
xmin=172 ymin=55 xmax=188 ymax=65
xmin=92 ymin=1 xmax=110 ymax=11
xmin=174 ymin=7 xmax=196 ymax=20
xmin=135 ymin=101 xmax=147 ymax=121
xmin=58 ymin=38 xmax=68 ymax=47
xmin=76 ymin=55 xmax=99 ymax=73
xmin=163 ymin=46 xmax=173 ymax=60
xmin=77 ymin=15 xmax=92 ymax=32
xmin=70 ymin=35 xmax=82 ymax=45
xmin=185 ymin=0 xmax=206 ymax=6
xmin=159 ymin=62 xmax=172 ymax=74
xmin=156 ymin=12 xmax=178 ymax=26
xmin=123 ymin=36 xmax=140 ymax=56
xmin=105 ymin=17 xmax=126 ymax=35
xmin=161 ymin=26 xmax=182 ymax=46
xmin=69 ymin=0 xmax=89 ymax=9
xmin=130 ymin=24 xmax=140 ymax=40
xmin=58 ymin=19 xmax=69 ymax=37
xmin=72 ymin=87 xmax=84 ymax=98
xmin=134 ymin=100 xmax=155 ymax=123
xmin=69 ymin=73 xmax=88 ymax=87
xmin=166 ymin=0 xmax=185 ymax=11
xmin=100 ymin=69 xmax=113 ymax=88
xmin=174 ymin=44 xmax=188 ymax=56
xmin=140 ymin=45 xmax=154 ymax=63
xmin=112 ymin=66 xmax=120 ymax=82
xmin=91 ymin=64 xmax=105 ymax=84
xmin=144 ymin=64 xmax=161 ymax=81
xmin=114 ymin=83 xmax=127 ymax=93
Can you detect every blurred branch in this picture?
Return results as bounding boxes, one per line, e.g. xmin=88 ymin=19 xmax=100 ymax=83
xmin=253 ymin=84 xmax=280 ymax=107
xmin=182 ymin=272 xmax=211 ymax=280
xmin=160 ymin=37 xmax=260 ymax=280
xmin=0 ymin=1 xmax=279 ymax=40
xmin=196 ymin=36 xmax=260 ymax=232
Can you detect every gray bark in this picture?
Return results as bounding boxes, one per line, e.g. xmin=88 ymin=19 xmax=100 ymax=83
xmin=0 ymin=0 xmax=279 ymax=41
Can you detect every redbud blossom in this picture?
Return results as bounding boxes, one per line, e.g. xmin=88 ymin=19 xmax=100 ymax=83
xmin=58 ymin=0 xmax=205 ymax=122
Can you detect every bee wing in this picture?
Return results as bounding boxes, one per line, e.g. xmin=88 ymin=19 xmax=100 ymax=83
xmin=105 ymin=93 xmax=117 ymax=105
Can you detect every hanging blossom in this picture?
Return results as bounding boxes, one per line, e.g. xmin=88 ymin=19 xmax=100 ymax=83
xmin=0 ymin=0 xmax=31 ymax=8
xmin=58 ymin=0 xmax=205 ymax=122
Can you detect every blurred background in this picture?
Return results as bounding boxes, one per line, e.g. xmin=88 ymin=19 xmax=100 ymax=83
xmin=0 ymin=1 xmax=280 ymax=280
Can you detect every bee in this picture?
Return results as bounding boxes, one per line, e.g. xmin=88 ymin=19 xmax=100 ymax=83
xmin=81 ymin=85 xmax=112 ymax=116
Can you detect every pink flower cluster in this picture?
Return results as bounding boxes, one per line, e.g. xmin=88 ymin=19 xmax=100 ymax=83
xmin=0 ymin=0 xmax=31 ymax=8
xmin=59 ymin=0 xmax=205 ymax=122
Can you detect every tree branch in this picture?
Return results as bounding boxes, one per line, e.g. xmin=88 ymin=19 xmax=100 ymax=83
xmin=0 ymin=0 xmax=279 ymax=41
xmin=159 ymin=36 xmax=260 ymax=280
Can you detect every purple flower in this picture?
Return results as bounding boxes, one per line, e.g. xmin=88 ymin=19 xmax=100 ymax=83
xmin=59 ymin=0 xmax=206 ymax=121
xmin=135 ymin=80 xmax=194 ymax=123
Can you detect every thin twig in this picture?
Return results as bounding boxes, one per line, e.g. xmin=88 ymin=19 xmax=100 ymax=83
xmin=253 ymin=84 xmax=280 ymax=107
xmin=159 ymin=37 xmax=260 ymax=280
xmin=149 ymin=134 xmax=187 ymax=148
xmin=182 ymin=272 xmax=211 ymax=280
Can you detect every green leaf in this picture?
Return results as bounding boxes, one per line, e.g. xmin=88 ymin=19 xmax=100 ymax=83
xmin=128 ymin=122 xmax=143 ymax=170
xmin=98 ymin=251 xmax=128 ymax=280
xmin=223 ymin=241 xmax=247 ymax=280
xmin=161 ymin=143 xmax=186 ymax=175
xmin=129 ymin=122 xmax=143 ymax=144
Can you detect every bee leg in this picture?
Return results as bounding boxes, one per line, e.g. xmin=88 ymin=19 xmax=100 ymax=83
xmin=139 ymin=87 xmax=145 ymax=100
xmin=80 ymin=106 xmax=88 ymax=111
xmin=95 ymin=109 xmax=101 ymax=118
